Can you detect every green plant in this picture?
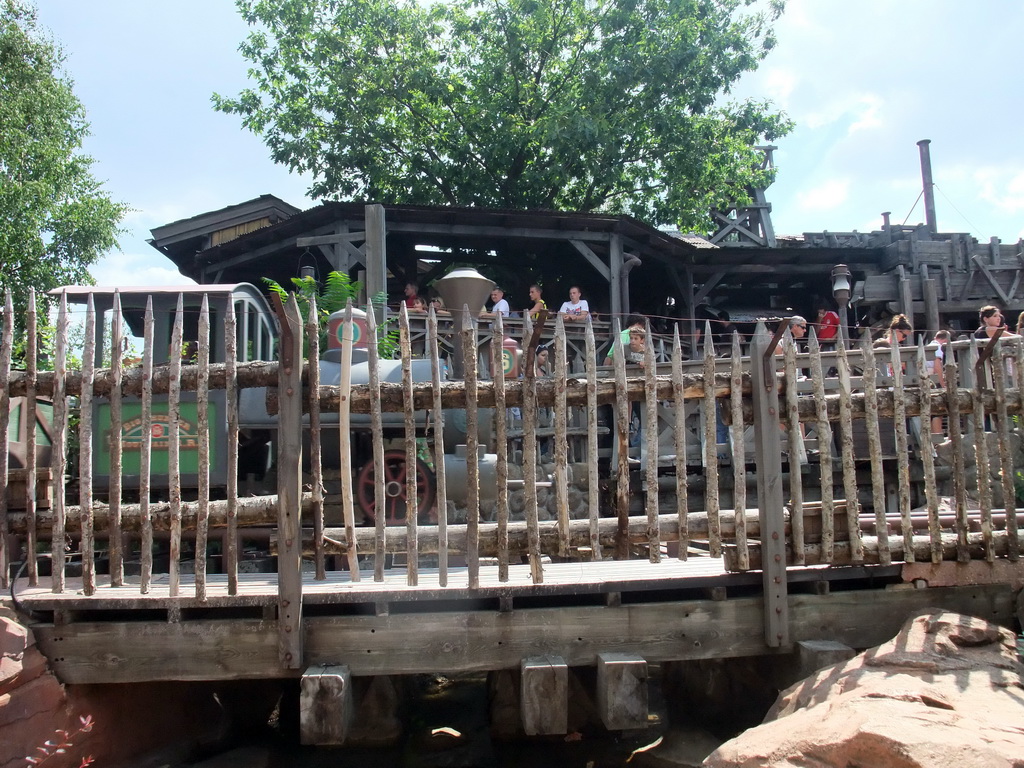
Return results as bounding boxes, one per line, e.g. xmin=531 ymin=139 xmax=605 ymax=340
xmin=1014 ymin=470 xmax=1024 ymax=507
xmin=263 ymin=272 xmax=401 ymax=358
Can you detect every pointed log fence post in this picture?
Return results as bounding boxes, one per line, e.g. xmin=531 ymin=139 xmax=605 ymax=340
xmin=273 ymin=293 xmax=304 ymax=670
xmin=750 ymin=321 xmax=788 ymax=648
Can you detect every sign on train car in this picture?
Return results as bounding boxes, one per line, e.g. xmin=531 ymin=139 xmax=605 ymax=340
xmin=52 ymin=284 xmax=278 ymax=493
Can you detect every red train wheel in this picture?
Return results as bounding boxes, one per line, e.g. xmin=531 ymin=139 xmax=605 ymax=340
xmin=356 ymin=450 xmax=437 ymax=525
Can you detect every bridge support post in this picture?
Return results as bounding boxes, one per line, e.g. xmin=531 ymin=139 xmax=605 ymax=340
xmin=750 ymin=322 xmax=790 ymax=648
xmin=274 ymin=294 xmax=304 ymax=669
xmin=596 ymin=653 xmax=648 ymax=730
xmin=300 ymin=664 xmax=353 ymax=745
xmin=521 ymin=656 xmax=568 ymax=735
xmin=794 ymin=640 xmax=856 ymax=680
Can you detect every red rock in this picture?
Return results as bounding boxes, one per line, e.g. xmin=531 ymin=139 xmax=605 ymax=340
xmin=704 ymin=610 xmax=1024 ymax=768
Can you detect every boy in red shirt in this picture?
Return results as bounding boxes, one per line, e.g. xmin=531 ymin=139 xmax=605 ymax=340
xmin=815 ymin=305 xmax=840 ymax=345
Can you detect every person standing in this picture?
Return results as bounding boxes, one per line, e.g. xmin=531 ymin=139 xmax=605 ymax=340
xmin=480 ymin=287 xmax=510 ymax=318
xmin=930 ymin=329 xmax=951 ymax=434
xmin=527 ymin=284 xmax=546 ymax=319
xmin=815 ymin=305 xmax=840 ymax=346
xmin=975 ymin=305 xmax=1013 ymax=340
xmin=403 ymin=282 xmax=419 ymax=309
xmin=558 ymin=286 xmax=589 ymax=322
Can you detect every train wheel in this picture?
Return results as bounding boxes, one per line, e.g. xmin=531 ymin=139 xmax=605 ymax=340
xmin=356 ymin=450 xmax=437 ymax=525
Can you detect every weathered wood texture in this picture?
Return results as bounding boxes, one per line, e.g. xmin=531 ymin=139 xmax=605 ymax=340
xmin=300 ymin=664 xmax=353 ymax=746
xmin=521 ymin=656 xmax=568 ymax=736
xmin=5 ymin=298 xmax=1023 ymax=614
xmin=31 ymin=585 xmax=1017 ymax=684
xmin=596 ymin=653 xmax=648 ymax=731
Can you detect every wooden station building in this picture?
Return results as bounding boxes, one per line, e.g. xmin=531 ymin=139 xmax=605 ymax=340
xmin=149 ymin=191 xmax=1024 ymax=343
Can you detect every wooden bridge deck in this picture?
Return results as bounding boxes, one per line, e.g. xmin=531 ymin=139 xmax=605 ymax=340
xmin=10 ymin=557 xmax=904 ymax=615
xmin=10 ymin=559 xmax=1015 ymax=685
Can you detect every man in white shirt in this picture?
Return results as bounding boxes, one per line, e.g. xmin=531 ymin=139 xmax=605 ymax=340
xmin=480 ymin=287 xmax=510 ymax=318
xmin=558 ymin=285 xmax=589 ymax=322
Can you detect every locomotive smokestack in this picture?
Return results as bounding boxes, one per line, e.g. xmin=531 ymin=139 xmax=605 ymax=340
xmin=917 ymin=139 xmax=938 ymax=234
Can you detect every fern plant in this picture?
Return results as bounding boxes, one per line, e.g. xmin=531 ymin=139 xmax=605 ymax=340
xmin=263 ymin=272 xmax=401 ymax=358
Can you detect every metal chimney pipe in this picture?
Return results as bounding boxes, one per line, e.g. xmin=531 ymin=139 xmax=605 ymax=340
xmin=917 ymin=139 xmax=938 ymax=234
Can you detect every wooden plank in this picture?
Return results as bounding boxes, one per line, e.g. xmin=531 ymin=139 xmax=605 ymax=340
xmin=300 ymin=664 xmax=353 ymax=745
xmin=276 ymin=294 xmax=305 ymax=669
xmin=991 ymin=350 xmax=1016 ymax=564
xmin=889 ymin=341 xmax=912 ymax=562
xmin=807 ymin=332 xmax=833 ymax=563
xmin=1011 ymin=338 xmax=1022 ymax=561
xmin=730 ymin=332 xmax=748 ymax=569
xmin=107 ymin=290 xmax=123 ymax=585
xmin=554 ymin=314 xmax=570 ymax=558
xmin=462 ymin=307 xmax=480 ymax=586
xmin=34 ymin=585 xmax=1016 ymax=683
xmin=782 ymin=325 xmax=803 ymax=562
xmin=339 ymin=302 xmax=361 ymax=581
xmin=50 ymin=296 xmax=69 ymax=593
xmin=585 ymin=317 xmax=600 ymax=561
xmin=672 ymin=328 xmax=689 ymax=561
xmin=224 ymin=299 xmax=239 ymax=594
xmin=702 ymin=327 xmax=721 ymax=557
xmin=195 ymin=295 xmax=210 ymax=599
xmin=167 ymin=294 xmax=183 ymax=596
xmin=749 ymin=323 xmax=788 ymax=647
xmin=643 ymin=322 xmax=659 ymax=562
xmin=860 ymin=339 xmax=889 ymax=563
xmin=523 ymin=315 xmax=542 ymax=582
xmin=79 ymin=296 xmax=97 ymax=595
xmin=612 ymin=319 xmax=629 ymax=560
xmin=138 ymin=300 xmax=155 ymax=593
xmin=836 ymin=336 xmax=864 ymax=561
xmin=366 ymin=308 xmax=387 ymax=582
xmin=520 ymin=656 xmax=568 ymax=735
xmin=915 ymin=341 xmax=942 ymax=564
xmin=949 ymin=345 xmax=969 ymax=562
xmin=597 ymin=653 xmax=648 ymax=731
xmin=0 ymin=291 xmax=12 ymax=591
xmin=306 ymin=297 xmax=325 ymax=580
xmin=26 ymin=290 xmax=39 ymax=584
xmin=364 ymin=204 xmax=387 ymax=325
xmin=429 ymin=308 xmax=449 ymax=584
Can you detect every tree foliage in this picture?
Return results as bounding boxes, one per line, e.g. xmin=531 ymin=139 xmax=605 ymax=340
xmin=0 ymin=0 xmax=127 ymax=322
xmin=215 ymin=0 xmax=791 ymax=230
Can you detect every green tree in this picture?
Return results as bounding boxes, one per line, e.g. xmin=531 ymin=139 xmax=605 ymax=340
xmin=215 ymin=0 xmax=791 ymax=231
xmin=0 ymin=0 xmax=127 ymax=325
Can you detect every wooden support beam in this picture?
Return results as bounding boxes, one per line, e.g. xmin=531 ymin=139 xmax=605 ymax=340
xmin=274 ymin=295 xmax=304 ymax=670
xmin=296 ymin=231 xmax=366 ymax=248
xmin=750 ymin=323 xmax=788 ymax=648
xmin=32 ymin=585 xmax=1017 ymax=684
xmin=692 ymin=271 xmax=727 ymax=307
xmin=300 ymin=664 xmax=353 ymax=745
xmin=794 ymin=639 xmax=856 ymax=680
xmin=520 ymin=656 xmax=568 ymax=735
xmin=596 ymin=653 xmax=648 ymax=731
xmin=971 ymin=255 xmax=1010 ymax=304
xmin=569 ymin=240 xmax=611 ymax=281
xmin=365 ymin=204 xmax=387 ymax=326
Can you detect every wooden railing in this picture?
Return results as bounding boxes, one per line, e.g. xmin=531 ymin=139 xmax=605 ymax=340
xmin=3 ymin=290 xmax=1023 ymax=625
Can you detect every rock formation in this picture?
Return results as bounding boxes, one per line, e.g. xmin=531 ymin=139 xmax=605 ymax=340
xmin=0 ymin=607 xmax=74 ymax=768
xmin=705 ymin=610 xmax=1024 ymax=768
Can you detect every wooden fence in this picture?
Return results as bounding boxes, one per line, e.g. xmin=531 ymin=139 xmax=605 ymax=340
xmin=2 ymin=289 xmax=1022 ymax=610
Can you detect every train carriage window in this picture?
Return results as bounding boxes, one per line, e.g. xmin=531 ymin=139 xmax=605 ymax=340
xmin=234 ymin=299 xmax=275 ymax=362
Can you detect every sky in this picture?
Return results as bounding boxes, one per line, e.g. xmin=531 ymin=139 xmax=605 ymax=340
xmin=32 ymin=0 xmax=1024 ymax=290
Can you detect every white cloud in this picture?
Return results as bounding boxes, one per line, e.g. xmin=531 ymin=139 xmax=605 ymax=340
xmin=802 ymin=93 xmax=884 ymax=134
xmin=796 ymin=179 xmax=849 ymax=212
xmin=974 ymin=167 xmax=1024 ymax=216
xmin=89 ymin=252 xmax=193 ymax=288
